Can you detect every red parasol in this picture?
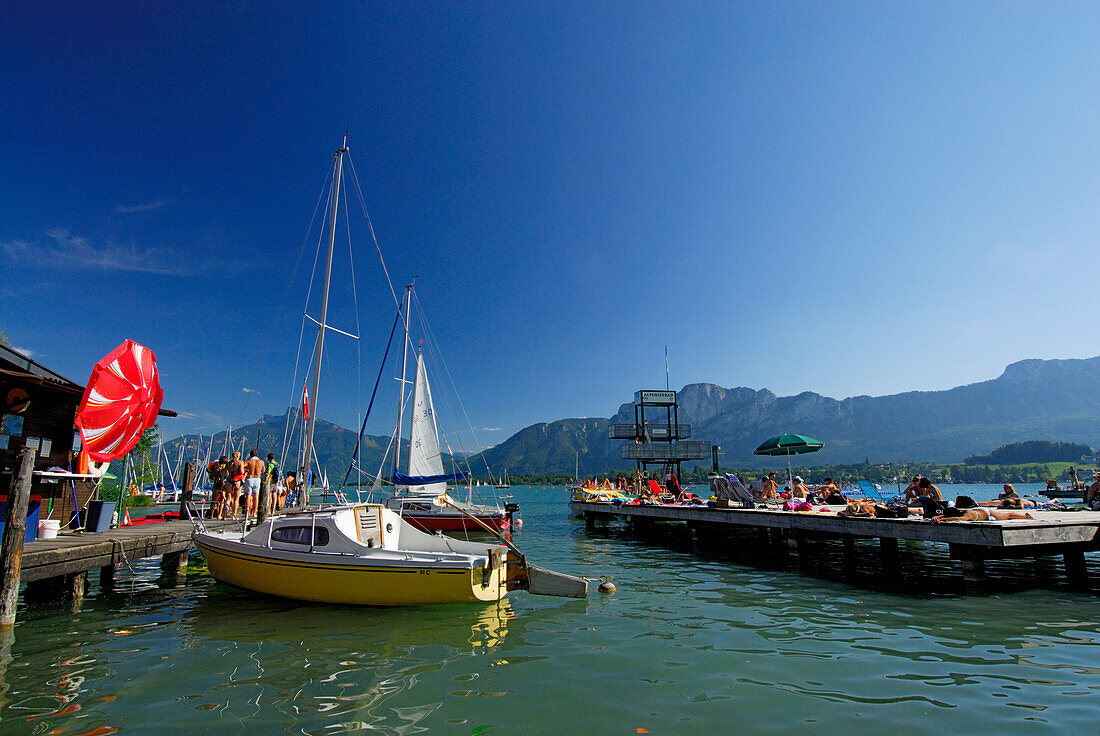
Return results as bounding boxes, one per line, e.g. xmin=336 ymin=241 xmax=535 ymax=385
xmin=75 ymin=340 xmax=164 ymax=462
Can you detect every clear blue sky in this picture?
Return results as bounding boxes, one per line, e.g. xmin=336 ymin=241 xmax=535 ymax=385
xmin=3 ymin=2 xmax=1099 ymax=449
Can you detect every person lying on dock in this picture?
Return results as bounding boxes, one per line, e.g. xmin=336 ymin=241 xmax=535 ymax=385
xmin=977 ymin=484 xmax=1037 ymax=509
xmin=931 ymin=508 xmax=1034 ymax=523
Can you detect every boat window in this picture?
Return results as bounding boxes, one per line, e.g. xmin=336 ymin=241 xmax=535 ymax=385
xmin=271 ymin=525 xmax=329 ymax=546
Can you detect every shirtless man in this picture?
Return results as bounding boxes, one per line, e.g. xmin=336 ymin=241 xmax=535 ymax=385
xmin=227 ymin=451 xmax=245 ymax=519
xmin=903 ymin=476 xmax=922 ymax=503
xmin=759 ymin=472 xmax=780 ymax=500
xmin=1086 ymin=472 xmax=1100 ymax=511
xmin=932 ymin=508 xmax=1034 ymax=523
xmin=243 ymin=450 xmax=265 ymax=519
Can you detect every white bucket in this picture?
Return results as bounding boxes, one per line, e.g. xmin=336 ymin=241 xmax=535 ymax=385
xmin=38 ymin=519 xmax=60 ymax=540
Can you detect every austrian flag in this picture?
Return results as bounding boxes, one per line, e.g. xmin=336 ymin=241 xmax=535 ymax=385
xmin=302 ymin=380 xmax=310 ymax=420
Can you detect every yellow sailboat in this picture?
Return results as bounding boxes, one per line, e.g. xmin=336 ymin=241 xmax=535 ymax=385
xmin=193 ymin=140 xmax=586 ymax=606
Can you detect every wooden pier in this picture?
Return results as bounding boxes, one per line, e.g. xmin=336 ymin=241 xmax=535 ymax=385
xmin=572 ymin=501 xmax=1100 ymax=588
xmin=19 ymin=518 xmax=237 ymax=592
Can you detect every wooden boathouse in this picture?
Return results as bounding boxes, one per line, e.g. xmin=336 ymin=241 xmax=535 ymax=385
xmin=572 ymin=500 xmax=1100 ymax=587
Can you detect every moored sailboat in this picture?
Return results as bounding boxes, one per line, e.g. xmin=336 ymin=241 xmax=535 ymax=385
xmin=193 ymin=139 xmax=575 ymax=605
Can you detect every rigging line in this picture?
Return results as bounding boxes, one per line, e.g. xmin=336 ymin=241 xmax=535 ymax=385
xmin=237 ymin=166 xmax=333 ymax=428
xmin=345 ymin=153 xmax=400 ymax=311
xmin=411 ymin=291 xmax=494 ymax=479
xmin=339 ymin=305 xmax=403 ymax=490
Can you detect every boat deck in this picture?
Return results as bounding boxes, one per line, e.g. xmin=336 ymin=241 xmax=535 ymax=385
xmin=572 ymin=501 xmax=1100 ymax=587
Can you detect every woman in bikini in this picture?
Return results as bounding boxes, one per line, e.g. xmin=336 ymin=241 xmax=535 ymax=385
xmin=932 ymin=507 xmax=1034 ymax=523
xmin=977 ymin=483 xmax=1036 ymax=509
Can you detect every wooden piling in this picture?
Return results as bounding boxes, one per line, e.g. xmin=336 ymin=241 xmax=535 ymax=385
xmin=1063 ymin=549 xmax=1088 ymax=589
xmin=178 ymin=462 xmax=195 ymax=520
xmin=879 ymin=537 xmax=900 ymax=576
xmin=100 ymin=564 xmax=116 ymax=589
xmin=0 ymin=448 xmax=36 ymax=628
xmin=257 ymin=472 xmax=272 ymax=525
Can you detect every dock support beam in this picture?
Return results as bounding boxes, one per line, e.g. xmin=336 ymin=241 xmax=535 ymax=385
xmin=69 ymin=572 xmax=87 ymax=606
xmin=952 ymin=544 xmax=986 ymax=584
xmin=1063 ymin=549 xmax=1089 ymax=589
xmin=100 ymin=564 xmax=116 ymax=590
xmin=0 ymin=448 xmax=36 ymax=628
xmin=842 ymin=537 xmax=856 ymax=575
xmin=160 ymin=551 xmax=187 ymax=574
xmin=880 ymin=537 xmax=900 ymax=577
xmin=585 ymin=512 xmax=596 ymax=531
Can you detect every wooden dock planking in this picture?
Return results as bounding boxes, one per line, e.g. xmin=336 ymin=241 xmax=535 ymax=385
xmin=18 ymin=519 xmax=238 ymax=583
xmin=572 ymin=501 xmax=1100 ymax=584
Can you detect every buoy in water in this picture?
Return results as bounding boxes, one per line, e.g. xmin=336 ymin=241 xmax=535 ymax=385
xmin=513 ymin=517 xmax=524 ymax=530
xmin=598 ymin=578 xmax=616 ymax=594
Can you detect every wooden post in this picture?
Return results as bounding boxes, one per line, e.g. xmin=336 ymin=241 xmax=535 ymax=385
xmin=178 ymin=462 xmax=195 ymax=520
xmin=160 ymin=550 xmax=187 ymax=573
xmin=257 ymin=471 xmax=272 ymax=525
xmin=585 ymin=511 xmax=596 ymax=531
xmin=0 ymin=448 xmax=36 ymax=628
xmin=880 ymin=537 xmax=900 ymax=576
xmin=1063 ymin=549 xmax=1088 ymax=589
xmin=842 ymin=536 xmax=856 ymax=576
xmin=100 ymin=564 xmax=116 ymax=590
xmin=68 ymin=571 xmax=87 ymax=606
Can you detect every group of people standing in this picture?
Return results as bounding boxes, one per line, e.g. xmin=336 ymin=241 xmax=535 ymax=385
xmin=207 ymin=450 xmax=296 ymax=520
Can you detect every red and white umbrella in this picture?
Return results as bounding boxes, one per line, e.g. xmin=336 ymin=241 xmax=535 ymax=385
xmin=75 ymin=340 xmax=163 ymax=462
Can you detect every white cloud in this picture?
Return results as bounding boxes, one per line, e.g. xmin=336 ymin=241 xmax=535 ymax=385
xmin=482 ymin=427 xmax=501 ymax=432
xmin=10 ymin=346 xmax=34 ymax=358
xmin=242 ymin=387 xmax=260 ymax=394
xmin=1 ymin=228 xmax=186 ymax=275
xmin=113 ymin=199 xmax=171 ymax=215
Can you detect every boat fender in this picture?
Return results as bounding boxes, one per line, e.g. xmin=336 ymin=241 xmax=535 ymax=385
xmin=513 ymin=517 xmax=524 ymax=530
xmin=597 ymin=577 xmax=616 ymax=594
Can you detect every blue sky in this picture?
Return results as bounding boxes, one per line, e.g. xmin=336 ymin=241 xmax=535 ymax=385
xmin=3 ymin=2 xmax=1100 ymax=449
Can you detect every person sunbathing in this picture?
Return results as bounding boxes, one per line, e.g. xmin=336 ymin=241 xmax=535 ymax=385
xmin=977 ymin=483 xmax=1037 ymax=509
xmin=932 ymin=508 xmax=1034 ymax=523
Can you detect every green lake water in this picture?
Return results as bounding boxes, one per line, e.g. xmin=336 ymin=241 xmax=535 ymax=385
xmin=2 ymin=484 xmax=1099 ymax=735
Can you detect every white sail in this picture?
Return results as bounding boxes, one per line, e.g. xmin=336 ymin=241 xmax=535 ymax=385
xmin=405 ymin=350 xmax=447 ymax=496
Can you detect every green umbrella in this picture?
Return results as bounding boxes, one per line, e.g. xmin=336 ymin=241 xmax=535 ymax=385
xmin=754 ymin=434 xmax=824 ymax=489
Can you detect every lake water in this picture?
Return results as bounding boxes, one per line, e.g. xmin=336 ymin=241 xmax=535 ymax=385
xmin=3 ymin=484 xmax=1099 ymax=735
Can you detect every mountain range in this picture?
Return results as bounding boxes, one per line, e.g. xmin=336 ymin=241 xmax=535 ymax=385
xmin=165 ymin=356 xmax=1100 ymax=478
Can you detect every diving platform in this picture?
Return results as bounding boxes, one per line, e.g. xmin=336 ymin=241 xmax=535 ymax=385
xmin=572 ymin=500 xmax=1100 ymax=589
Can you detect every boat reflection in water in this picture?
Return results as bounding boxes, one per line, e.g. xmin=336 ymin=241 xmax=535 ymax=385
xmin=184 ymin=588 xmax=519 ymax=731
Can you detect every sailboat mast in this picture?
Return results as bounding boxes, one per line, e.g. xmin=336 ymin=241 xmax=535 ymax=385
xmin=300 ymin=137 xmax=348 ymax=509
xmin=394 ymin=284 xmax=413 ymax=477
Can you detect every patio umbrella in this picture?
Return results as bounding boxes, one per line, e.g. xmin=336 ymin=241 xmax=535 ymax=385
xmin=753 ymin=434 xmax=824 ymax=489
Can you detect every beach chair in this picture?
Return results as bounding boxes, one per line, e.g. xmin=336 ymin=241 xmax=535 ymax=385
xmin=856 ymin=480 xmax=885 ymax=502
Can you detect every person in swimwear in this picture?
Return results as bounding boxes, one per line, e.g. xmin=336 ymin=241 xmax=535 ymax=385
xmin=243 ymin=449 xmax=265 ymax=520
xmin=978 ymin=483 xmax=1036 ymax=508
xmin=932 ymin=508 xmax=1034 ymax=523
xmin=916 ymin=477 xmax=943 ymax=502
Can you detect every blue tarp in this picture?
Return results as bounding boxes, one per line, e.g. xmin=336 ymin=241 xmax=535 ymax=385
xmin=392 ymin=469 xmax=468 ymax=486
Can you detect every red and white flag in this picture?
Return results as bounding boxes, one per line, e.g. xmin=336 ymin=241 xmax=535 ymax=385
xmin=302 ymin=381 xmax=310 ymax=420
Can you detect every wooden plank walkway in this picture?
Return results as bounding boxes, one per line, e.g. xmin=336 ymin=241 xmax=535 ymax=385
xmin=18 ymin=519 xmax=239 ymax=583
xmin=572 ymin=501 xmax=1100 ymax=585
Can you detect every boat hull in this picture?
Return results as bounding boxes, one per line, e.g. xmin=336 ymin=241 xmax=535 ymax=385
xmin=194 ymin=536 xmax=508 ymax=606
